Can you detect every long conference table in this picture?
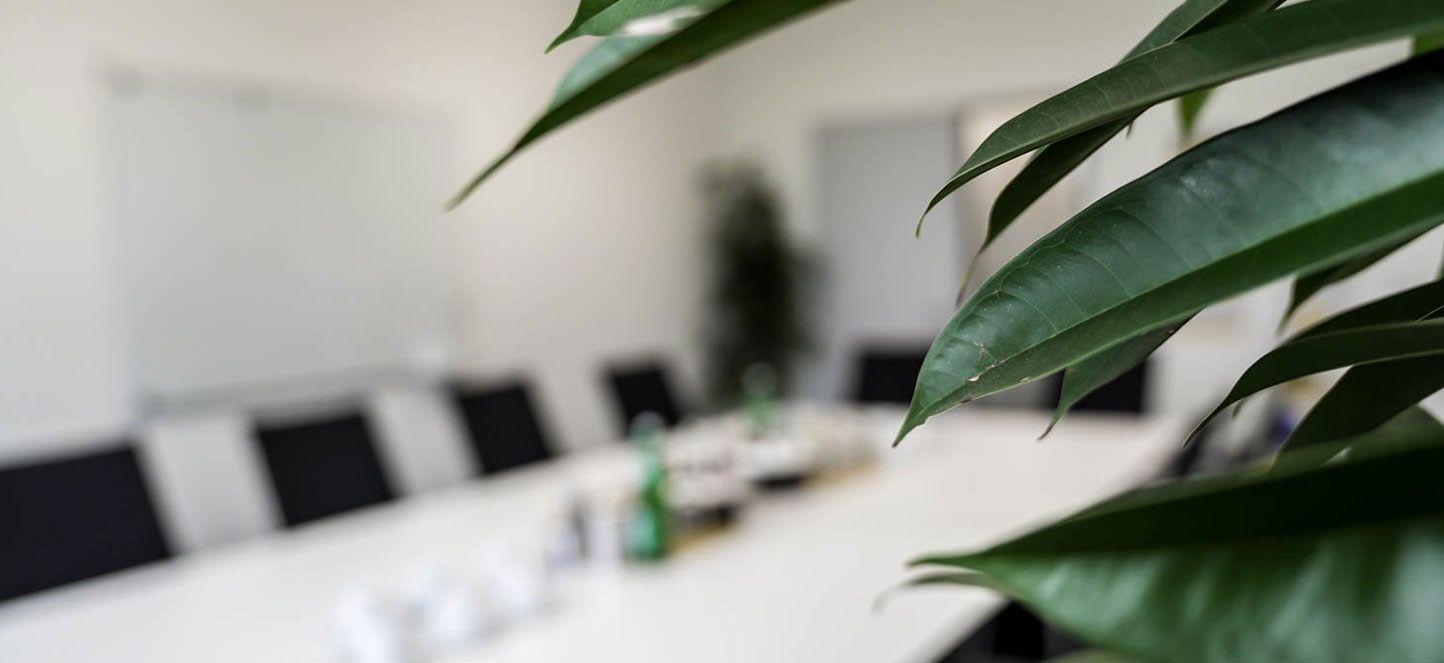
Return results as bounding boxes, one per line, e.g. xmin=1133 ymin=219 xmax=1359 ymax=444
xmin=0 ymin=408 xmax=1186 ymax=663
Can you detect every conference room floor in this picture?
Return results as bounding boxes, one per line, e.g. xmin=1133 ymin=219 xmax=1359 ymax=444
xmin=0 ymin=408 xmax=1186 ymax=663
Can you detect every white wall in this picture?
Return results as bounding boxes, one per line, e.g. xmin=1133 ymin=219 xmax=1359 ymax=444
xmin=0 ymin=0 xmax=722 ymax=458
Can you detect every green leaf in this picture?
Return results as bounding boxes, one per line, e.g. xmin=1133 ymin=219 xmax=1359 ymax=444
xmin=1289 ymin=278 xmax=1444 ymax=342
xmin=872 ymin=570 xmax=998 ymax=614
xmin=1047 ymin=318 xmax=1186 ymax=435
xmin=1283 ymin=240 xmax=1412 ymax=325
xmin=1176 ymin=86 xmax=1214 ymax=145
xmin=450 ymin=0 xmax=849 ymax=208
xmin=898 ymin=53 xmax=1444 ymax=443
xmin=1122 ymin=0 xmax=1279 ymax=57
xmin=1191 ymin=319 xmax=1444 ymax=439
xmin=986 ymin=127 xmax=1121 ymax=245
xmin=548 ymin=0 xmax=626 ymax=51
xmin=1282 ymin=355 xmax=1444 ymax=452
xmin=898 ymin=570 xmax=996 ymax=590
xmin=921 ymin=0 xmax=1444 ymax=226
xmin=985 ymin=0 xmax=1280 ymax=246
xmin=1417 ymin=29 xmax=1444 ymax=55
xmin=1341 ymin=406 xmax=1444 ymax=459
xmin=1274 ymin=406 xmax=1444 ymax=470
xmin=548 ymin=0 xmax=730 ymax=52
xmin=911 ymin=430 xmax=1444 ymax=663
xmin=1276 ymin=278 xmax=1444 ymax=459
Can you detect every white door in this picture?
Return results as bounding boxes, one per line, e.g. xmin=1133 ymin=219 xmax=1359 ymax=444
xmin=813 ymin=115 xmax=966 ymax=401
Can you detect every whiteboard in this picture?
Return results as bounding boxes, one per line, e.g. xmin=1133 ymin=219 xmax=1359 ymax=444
xmin=107 ymin=73 xmax=457 ymax=410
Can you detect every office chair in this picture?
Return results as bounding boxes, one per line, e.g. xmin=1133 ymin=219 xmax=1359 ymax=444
xmin=852 ymin=346 xmax=929 ymax=405
xmin=0 ymin=445 xmax=171 ymax=601
xmin=255 ymin=410 xmax=395 ymax=527
xmin=605 ymin=360 xmax=687 ymax=435
xmin=450 ymin=379 xmax=555 ymax=474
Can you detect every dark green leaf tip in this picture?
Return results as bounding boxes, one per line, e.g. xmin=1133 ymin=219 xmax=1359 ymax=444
xmin=893 ymin=404 xmax=937 ymax=447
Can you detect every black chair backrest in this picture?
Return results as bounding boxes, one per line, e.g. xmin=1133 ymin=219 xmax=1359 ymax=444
xmin=451 ymin=380 xmax=554 ymax=475
xmin=934 ymin=601 xmax=1083 ymax=662
xmin=1047 ymin=360 xmax=1149 ymax=415
xmin=0 ymin=445 xmax=171 ymax=601
xmin=853 ymin=347 xmax=929 ymax=405
xmin=255 ymin=411 xmax=394 ymax=527
xmin=605 ymin=361 xmax=686 ymax=435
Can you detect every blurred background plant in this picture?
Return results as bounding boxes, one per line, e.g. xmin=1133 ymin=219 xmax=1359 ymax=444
xmin=700 ymin=161 xmax=810 ymax=409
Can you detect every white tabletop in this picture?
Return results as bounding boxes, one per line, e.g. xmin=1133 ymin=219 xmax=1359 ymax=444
xmin=0 ymin=408 xmax=1185 ymax=663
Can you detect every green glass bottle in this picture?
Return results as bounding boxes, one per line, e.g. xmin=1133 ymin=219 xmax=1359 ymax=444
xmin=741 ymin=362 xmax=780 ymax=438
xmin=626 ymin=413 xmax=671 ymax=561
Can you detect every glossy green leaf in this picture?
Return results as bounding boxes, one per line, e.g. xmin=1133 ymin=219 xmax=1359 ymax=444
xmin=985 ymin=127 xmax=1121 ymax=245
xmin=548 ymin=0 xmax=730 ymax=52
xmin=899 ymin=53 xmax=1444 ymax=443
xmin=1176 ymin=87 xmax=1214 ymax=145
xmin=1283 ymin=240 xmax=1411 ymax=325
xmin=1047 ymin=319 xmax=1186 ymax=435
xmin=1342 ymin=407 xmax=1444 ymax=457
xmin=549 ymin=0 xmax=626 ymax=51
xmin=1289 ymin=278 xmax=1444 ymax=342
xmin=921 ymin=0 xmax=1444 ymax=225
xmin=1123 ymin=0 xmax=1277 ymax=56
xmin=1275 ymin=406 xmax=1444 ymax=470
xmin=898 ymin=570 xmax=995 ymax=591
xmin=1277 ymin=286 xmax=1444 ymax=454
xmin=1417 ymin=28 xmax=1444 ymax=55
xmin=1191 ymin=320 xmax=1444 ymax=439
xmin=888 ymin=579 xmax=1138 ymax=663
xmin=984 ymin=0 xmax=1279 ymax=246
xmin=911 ymin=431 xmax=1444 ymax=663
xmin=1340 ymin=406 xmax=1444 ymax=458
xmin=1282 ymin=355 xmax=1444 ymax=452
xmin=872 ymin=570 xmax=996 ymax=614
xmin=450 ymin=0 xmax=848 ymax=208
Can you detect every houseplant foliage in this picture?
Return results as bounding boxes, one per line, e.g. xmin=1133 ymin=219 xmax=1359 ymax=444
xmin=453 ymin=0 xmax=1444 ymax=660
xmin=700 ymin=162 xmax=809 ymax=407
